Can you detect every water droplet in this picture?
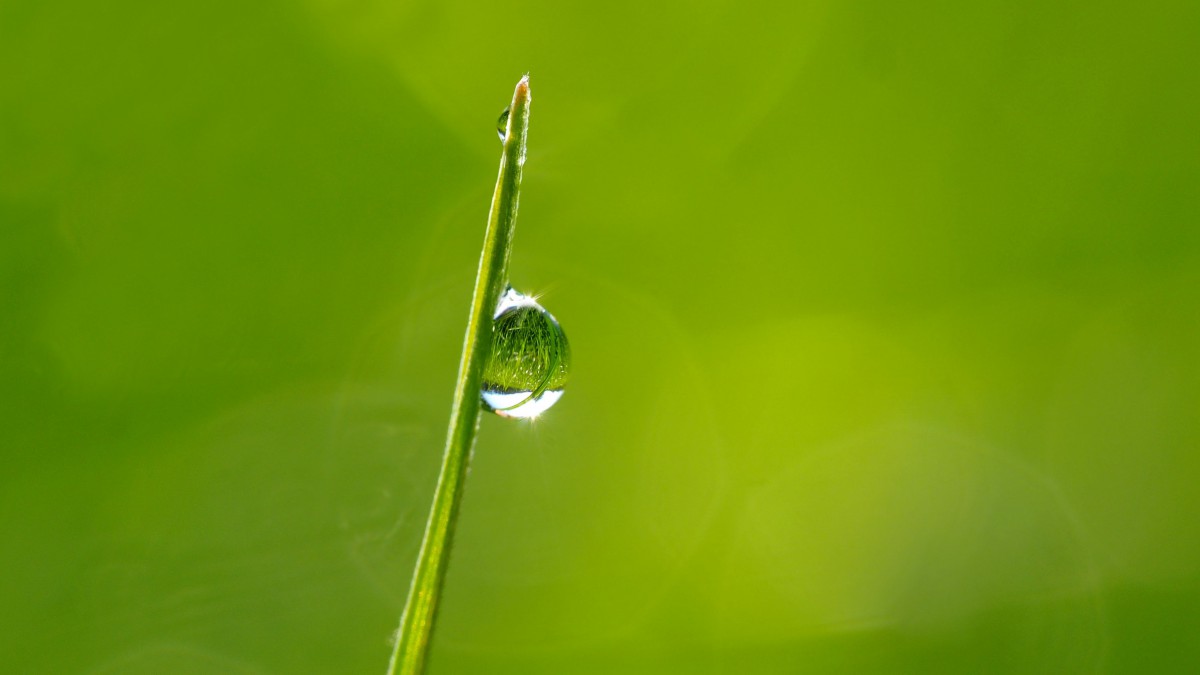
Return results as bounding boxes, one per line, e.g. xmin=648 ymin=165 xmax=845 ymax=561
xmin=482 ymin=287 xmax=570 ymax=419
xmin=496 ymin=106 xmax=510 ymax=142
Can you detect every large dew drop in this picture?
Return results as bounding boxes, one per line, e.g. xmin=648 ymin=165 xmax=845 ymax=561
xmin=481 ymin=287 xmax=570 ymax=419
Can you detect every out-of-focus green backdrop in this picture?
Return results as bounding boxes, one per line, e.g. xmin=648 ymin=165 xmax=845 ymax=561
xmin=3 ymin=0 xmax=1198 ymax=672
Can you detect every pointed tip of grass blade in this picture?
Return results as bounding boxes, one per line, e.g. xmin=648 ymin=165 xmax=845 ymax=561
xmin=501 ymin=76 xmax=530 ymax=153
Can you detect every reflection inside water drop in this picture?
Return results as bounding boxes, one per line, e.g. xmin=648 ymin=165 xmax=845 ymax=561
xmin=496 ymin=106 xmax=510 ymax=142
xmin=481 ymin=287 xmax=570 ymax=419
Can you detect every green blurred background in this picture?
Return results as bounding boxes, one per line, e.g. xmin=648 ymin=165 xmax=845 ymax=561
xmin=3 ymin=0 xmax=1198 ymax=672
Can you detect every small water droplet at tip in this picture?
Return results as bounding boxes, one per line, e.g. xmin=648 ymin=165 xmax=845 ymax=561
xmin=496 ymin=106 xmax=510 ymax=142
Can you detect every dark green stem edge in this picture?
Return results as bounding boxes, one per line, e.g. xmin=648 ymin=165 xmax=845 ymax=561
xmin=386 ymin=75 xmax=531 ymax=675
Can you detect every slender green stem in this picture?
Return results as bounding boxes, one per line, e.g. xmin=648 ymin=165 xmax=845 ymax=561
xmin=385 ymin=76 xmax=532 ymax=675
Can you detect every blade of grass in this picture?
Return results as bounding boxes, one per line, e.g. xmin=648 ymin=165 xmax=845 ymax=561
xmin=385 ymin=75 xmax=532 ymax=675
